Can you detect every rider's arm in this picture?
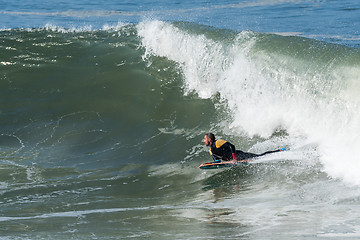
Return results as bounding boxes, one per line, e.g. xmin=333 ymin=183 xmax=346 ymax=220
xmin=223 ymin=142 xmax=237 ymax=160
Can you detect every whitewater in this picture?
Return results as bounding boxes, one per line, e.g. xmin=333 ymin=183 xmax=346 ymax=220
xmin=1 ymin=0 xmax=360 ymax=239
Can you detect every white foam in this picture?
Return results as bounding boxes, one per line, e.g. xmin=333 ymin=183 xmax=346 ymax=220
xmin=0 ymin=207 xmax=152 ymax=222
xmin=137 ymin=20 xmax=230 ymax=98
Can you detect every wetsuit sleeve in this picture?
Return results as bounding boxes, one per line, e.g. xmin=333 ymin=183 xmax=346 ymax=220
xmin=223 ymin=142 xmax=236 ymax=159
xmin=211 ymin=154 xmax=218 ymax=162
xmin=209 ymin=148 xmax=219 ymax=162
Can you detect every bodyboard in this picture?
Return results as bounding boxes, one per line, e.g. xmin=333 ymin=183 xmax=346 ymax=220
xmin=199 ymin=159 xmax=253 ymax=169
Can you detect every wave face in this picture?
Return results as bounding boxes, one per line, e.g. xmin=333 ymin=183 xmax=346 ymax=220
xmin=0 ymin=23 xmax=215 ymax=171
xmin=137 ymin=20 xmax=360 ymax=184
xmin=1 ymin=21 xmax=360 ymax=239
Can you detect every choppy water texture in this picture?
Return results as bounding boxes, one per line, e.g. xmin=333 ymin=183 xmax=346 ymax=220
xmin=1 ymin=0 xmax=360 ymax=239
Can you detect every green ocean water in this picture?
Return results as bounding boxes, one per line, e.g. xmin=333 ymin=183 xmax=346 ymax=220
xmin=1 ymin=21 xmax=360 ymax=239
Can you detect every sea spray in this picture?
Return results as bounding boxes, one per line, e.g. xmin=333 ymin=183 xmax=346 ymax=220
xmin=137 ymin=20 xmax=233 ymax=98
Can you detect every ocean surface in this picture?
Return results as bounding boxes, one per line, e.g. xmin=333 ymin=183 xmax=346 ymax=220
xmin=1 ymin=0 xmax=360 ymax=239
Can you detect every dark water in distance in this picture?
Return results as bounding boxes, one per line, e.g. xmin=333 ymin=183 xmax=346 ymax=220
xmin=1 ymin=0 xmax=360 ymax=239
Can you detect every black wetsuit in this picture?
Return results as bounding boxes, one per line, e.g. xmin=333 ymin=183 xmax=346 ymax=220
xmin=209 ymin=139 xmax=281 ymax=162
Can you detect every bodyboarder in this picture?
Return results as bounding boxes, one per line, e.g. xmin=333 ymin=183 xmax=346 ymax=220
xmin=203 ymin=133 xmax=286 ymax=163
